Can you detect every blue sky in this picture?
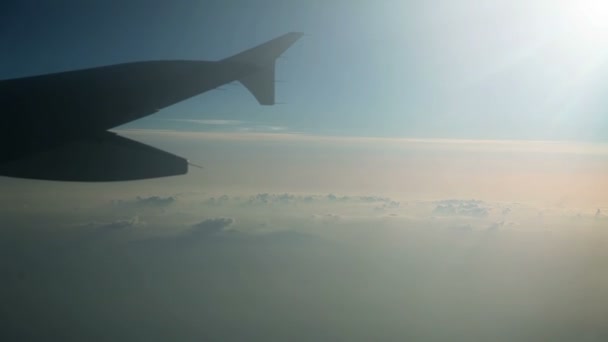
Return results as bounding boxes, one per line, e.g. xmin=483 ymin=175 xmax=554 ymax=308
xmin=3 ymin=0 xmax=608 ymax=140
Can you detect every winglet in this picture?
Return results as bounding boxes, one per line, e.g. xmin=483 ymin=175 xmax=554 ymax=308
xmin=222 ymin=32 xmax=303 ymax=105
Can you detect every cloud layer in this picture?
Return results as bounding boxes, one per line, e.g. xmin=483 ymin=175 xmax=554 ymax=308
xmin=2 ymin=190 xmax=608 ymax=341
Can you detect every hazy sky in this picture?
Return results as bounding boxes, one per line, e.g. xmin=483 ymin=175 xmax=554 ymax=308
xmin=3 ymin=0 xmax=608 ymax=140
xmin=3 ymin=1 xmax=608 ymax=340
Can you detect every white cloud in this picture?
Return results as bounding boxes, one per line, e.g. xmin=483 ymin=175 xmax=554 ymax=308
xmin=164 ymin=119 xmax=244 ymax=125
xmin=149 ymin=119 xmax=291 ymax=134
xmin=80 ymin=216 xmax=144 ymax=230
xmin=116 ymin=129 xmax=608 ymax=156
xmin=433 ymin=199 xmax=490 ymax=218
xmin=111 ymin=195 xmax=176 ymax=208
xmin=237 ymin=125 xmax=288 ymax=132
xmin=190 ymin=217 xmax=235 ymax=236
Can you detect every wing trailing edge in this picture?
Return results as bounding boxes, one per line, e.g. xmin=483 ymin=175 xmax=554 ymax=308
xmin=0 ymin=133 xmax=187 ymax=182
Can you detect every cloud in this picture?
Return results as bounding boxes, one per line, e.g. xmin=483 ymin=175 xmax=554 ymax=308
xmin=359 ymin=196 xmax=390 ymax=203
xmin=116 ymin=129 xmax=608 ymax=156
xmin=134 ymin=196 xmax=176 ymax=206
xmin=4 ymin=191 xmax=608 ymax=342
xmin=374 ymin=199 xmax=400 ymax=211
xmin=326 ymin=194 xmax=350 ymax=201
xmin=237 ymin=125 xmax=288 ymax=132
xmin=240 ymin=193 xmax=399 ymax=207
xmin=103 ymin=217 xmax=143 ymax=229
xmin=164 ymin=119 xmax=243 ymax=125
xmin=150 ymin=119 xmax=290 ymax=134
xmin=245 ymin=193 xmax=324 ymax=205
xmin=246 ymin=193 xmax=308 ymax=205
xmin=311 ymin=213 xmax=342 ymax=223
xmin=111 ymin=195 xmax=176 ymax=209
xmin=247 ymin=193 xmax=297 ymax=205
xmin=487 ymin=221 xmax=505 ymax=230
xmin=433 ymin=199 xmax=490 ymax=218
xmin=204 ymin=195 xmax=231 ymax=206
xmin=190 ymin=217 xmax=235 ymax=236
xmin=80 ymin=216 xmax=144 ymax=230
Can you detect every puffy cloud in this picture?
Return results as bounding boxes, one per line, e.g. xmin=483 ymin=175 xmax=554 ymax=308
xmin=238 ymin=193 xmax=398 ymax=207
xmin=190 ymin=217 xmax=235 ymax=236
xmin=358 ymin=196 xmax=390 ymax=203
xmin=375 ymin=200 xmax=400 ymax=211
xmin=265 ymin=193 xmax=295 ymax=204
xmin=135 ymin=196 xmax=176 ymax=206
xmin=102 ymin=217 xmax=142 ymax=230
xmin=433 ymin=199 xmax=490 ymax=218
xmin=327 ymin=193 xmax=350 ymax=201
xmin=246 ymin=193 xmax=301 ymax=205
xmin=111 ymin=195 xmax=176 ymax=208
xmin=204 ymin=195 xmax=230 ymax=206
xmin=311 ymin=213 xmax=342 ymax=223
xmin=80 ymin=216 xmax=144 ymax=230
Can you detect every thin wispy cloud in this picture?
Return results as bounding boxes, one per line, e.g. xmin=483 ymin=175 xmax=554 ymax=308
xmin=161 ymin=119 xmax=244 ymax=125
xmin=237 ymin=125 xmax=288 ymax=132
xmin=117 ymin=129 xmax=608 ymax=156
xmin=150 ymin=119 xmax=291 ymax=134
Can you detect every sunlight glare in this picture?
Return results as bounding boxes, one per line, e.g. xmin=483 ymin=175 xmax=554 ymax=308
xmin=569 ymin=0 xmax=608 ymax=45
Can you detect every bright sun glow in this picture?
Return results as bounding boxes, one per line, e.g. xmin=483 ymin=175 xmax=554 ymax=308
xmin=568 ymin=1 xmax=608 ymax=44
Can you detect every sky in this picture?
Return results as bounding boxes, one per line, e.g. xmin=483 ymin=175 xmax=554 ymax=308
xmin=2 ymin=1 xmax=608 ymax=341
xmin=3 ymin=0 xmax=608 ymax=140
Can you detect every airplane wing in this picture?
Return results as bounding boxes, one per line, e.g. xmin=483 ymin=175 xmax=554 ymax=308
xmin=0 ymin=32 xmax=303 ymax=181
xmin=0 ymin=132 xmax=188 ymax=182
